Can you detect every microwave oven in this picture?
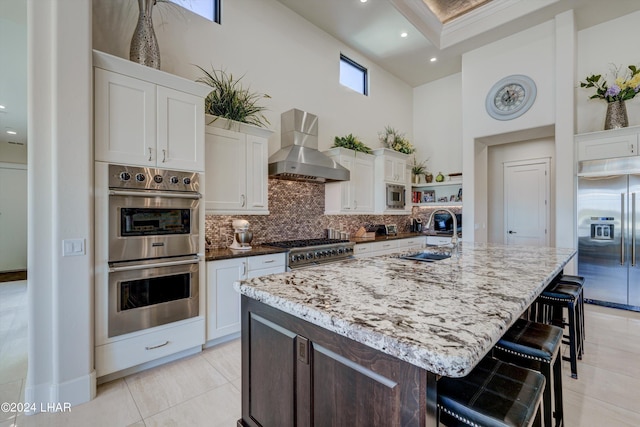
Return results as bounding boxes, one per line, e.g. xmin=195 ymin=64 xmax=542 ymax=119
xmin=386 ymin=184 xmax=405 ymax=209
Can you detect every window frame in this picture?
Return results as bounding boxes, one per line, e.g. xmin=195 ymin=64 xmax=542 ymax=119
xmin=339 ymin=54 xmax=368 ymax=96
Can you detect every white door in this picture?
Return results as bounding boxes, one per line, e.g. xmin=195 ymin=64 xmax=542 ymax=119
xmin=206 ymin=258 xmax=246 ymax=341
xmin=0 ymin=164 xmax=27 ymax=271
xmin=204 ymin=127 xmax=247 ymax=212
xmin=504 ymin=159 xmax=549 ymax=246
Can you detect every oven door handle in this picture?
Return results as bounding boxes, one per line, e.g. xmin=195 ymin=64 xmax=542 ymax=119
xmin=109 ymin=190 xmax=202 ymax=200
xmin=109 ymin=258 xmax=199 ymax=273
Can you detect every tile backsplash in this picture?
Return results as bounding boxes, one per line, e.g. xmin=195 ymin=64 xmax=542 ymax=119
xmin=205 ymin=179 xmax=461 ymax=248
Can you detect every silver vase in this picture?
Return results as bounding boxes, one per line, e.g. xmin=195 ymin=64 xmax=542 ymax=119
xmin=130 ymin=0 xmax=160 ymax=69
xmin=604 ymin=100 xmax=628 ymax=130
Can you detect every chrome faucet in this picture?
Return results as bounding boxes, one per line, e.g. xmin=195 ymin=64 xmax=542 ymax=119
xmin=426 ymin=209 xmax=459 ymax=254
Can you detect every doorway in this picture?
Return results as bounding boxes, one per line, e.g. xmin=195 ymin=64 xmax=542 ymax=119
xmin=503 ymin=159 xmax=550 ymax=246
xmin=0 ymin=163 xmax=27 ymax=275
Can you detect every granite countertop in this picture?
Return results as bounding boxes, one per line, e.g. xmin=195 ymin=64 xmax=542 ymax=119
xmin=235 ymin=242 xmax=576 ymax=377
xmin=205 ymin=245 xmax=288 ymax=262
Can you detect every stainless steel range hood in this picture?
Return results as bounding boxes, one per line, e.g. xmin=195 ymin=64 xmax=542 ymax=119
xmin=268 ymin=109 xmax=350 ymax=183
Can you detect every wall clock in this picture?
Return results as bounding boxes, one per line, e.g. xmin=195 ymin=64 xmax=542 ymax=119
xmin=485 ymin=74 xmax=537 ymax=120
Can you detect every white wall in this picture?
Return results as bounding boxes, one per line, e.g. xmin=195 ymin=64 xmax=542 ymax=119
xmin=576 ymin=10 xmax=640 ymax=134
xmin=413 ymin=73 xmax=462 ymax=177
xmin=92 ymin=0 xmax=413 ymax=154
xmin=461 ymin=20 xmax=559 ymax=243
xmin=27 ymin=0 xmax=95 ymax=409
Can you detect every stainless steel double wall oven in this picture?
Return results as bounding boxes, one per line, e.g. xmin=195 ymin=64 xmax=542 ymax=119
xmin=107 ymin=164 xmax=201 ymax=337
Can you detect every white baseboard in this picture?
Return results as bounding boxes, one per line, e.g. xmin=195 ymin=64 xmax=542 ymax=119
xmin=24 ymin=370 xmax=97 ymax=415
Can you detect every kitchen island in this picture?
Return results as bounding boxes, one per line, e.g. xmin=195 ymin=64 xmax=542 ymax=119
xmin=234 ymin=242 xmax=576 ymax=427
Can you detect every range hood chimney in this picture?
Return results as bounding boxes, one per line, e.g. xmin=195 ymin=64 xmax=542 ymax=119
xmin=268 ymin=109 xmax=350 ymax=183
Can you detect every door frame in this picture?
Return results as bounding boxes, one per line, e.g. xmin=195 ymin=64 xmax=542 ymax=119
xmin=503 ymin=157 xmax=550 ymax=246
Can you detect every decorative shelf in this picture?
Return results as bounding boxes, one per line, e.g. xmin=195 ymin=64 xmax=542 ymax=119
xmin=412 ymin=181 xmax=462 ymax=188
xmin=413 ymin=202 xmax=462 ymax=207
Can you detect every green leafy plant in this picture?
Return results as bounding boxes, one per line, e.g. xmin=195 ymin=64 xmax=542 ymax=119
xmin=580 ymin=64 xmax=640 ymax=102
xmin=195 ymin=65 xmax=271 ymax=128
xmin=410 ymin=156 xmax=428 ymax=176
xmin=378 ymin=126 xmax=415 ymax=154
xmin=333 ymin=134 xmax=372 ymax=154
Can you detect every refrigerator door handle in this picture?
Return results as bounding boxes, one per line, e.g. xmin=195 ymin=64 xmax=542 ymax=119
xmin=621 ymin=193 xmax=625 ymax=265
xmin=633 ymin=192 xmax=637 ymax=267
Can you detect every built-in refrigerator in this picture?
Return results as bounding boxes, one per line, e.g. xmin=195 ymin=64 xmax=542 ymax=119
xmin=577 ymin=157 xmax=640 ymax=311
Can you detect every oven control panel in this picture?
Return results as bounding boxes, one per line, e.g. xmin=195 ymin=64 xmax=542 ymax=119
xmin=109 ymin=164 xmax=199 ymax=193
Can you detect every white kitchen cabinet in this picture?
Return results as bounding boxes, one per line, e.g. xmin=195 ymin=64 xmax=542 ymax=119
xmin=206 ymin=253 xmax=285 ymax=342
xmin=204 ymin=121 xmax=273 ymax=214
xmin=373 ymin=148 xmax=408 ymax=184
xmin=324 ymin=148 xmax=375 ymax=214
xmin=373 ymin=148 xmax=410 ymax=214
xmin=93 ymin=50 xmax=210 ymax=171
xmin=95 ymin=318 xmax=205 ymax=378
xmin=576 ymin=126 xmax=640 ymax=161
xmin=354 ymin=236 xmax=425 ymax=258
xmin=426 ymin=236 xmax=454 ymax=246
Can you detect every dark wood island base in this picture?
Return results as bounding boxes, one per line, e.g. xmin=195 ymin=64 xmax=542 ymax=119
xmin=237 ymin=296 xmax=438 ymax=427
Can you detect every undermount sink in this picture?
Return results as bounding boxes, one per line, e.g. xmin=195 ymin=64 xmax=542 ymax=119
xmin=399 ymin=252 xmax=451 ymax=262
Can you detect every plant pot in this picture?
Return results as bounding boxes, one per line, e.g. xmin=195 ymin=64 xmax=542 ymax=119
xmin=424 ymin=172 xmax=433 ymax=183
xmin=604 ymin=100 xmax=628 ymax=130
xmin=412 ymin=174 xmax=421 ymax=184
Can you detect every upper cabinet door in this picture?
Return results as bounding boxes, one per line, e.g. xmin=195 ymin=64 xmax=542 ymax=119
xmin=95 ymin=68 xmax=156 ymax=165
xmin=245 ymin=134 xmax=269 ymax=210
xmin=157 ymin=86 xmax=205 ymax=172
xmin=353 ymin=156 xmax=374 ymax=212
xmin=204 ymin=127 xmax=247 ymax=212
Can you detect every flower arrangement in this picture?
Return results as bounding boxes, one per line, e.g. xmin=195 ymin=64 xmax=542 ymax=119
xmin=333 ymin=134 xmax=372 ymax=154
xmin=378 ymin=126 xmax=415 ymax=154
xmin=580 ymin=64 xmax=640 ymax=102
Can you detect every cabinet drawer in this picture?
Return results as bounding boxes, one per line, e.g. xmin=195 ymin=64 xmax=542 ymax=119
xmin=577 ymin=133 xmax=638 ymax=161
xmin=354 ymin=242 xmax=374 ymax=256
xmin=426 ymin=236 xmax=452 ymax=246
xmin=397 ymin=237 xmax=425 ymax=248
xmin=376 ymin=240 xmax=399 ymax=252
xmin=95 ymin=318 xmax=204 ymax=377
xmin=248 ymin=253 xmax=286 ymax=270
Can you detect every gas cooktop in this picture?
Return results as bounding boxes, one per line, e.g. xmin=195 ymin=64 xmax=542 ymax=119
xmin=263 ymin=238 xmax=350 ymax=249
xmin=263 ymin=238 xmax=355 ymax=269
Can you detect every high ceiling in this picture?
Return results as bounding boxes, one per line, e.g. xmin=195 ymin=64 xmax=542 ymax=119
xmin=276 ymin=0 xmax=640 ymax=87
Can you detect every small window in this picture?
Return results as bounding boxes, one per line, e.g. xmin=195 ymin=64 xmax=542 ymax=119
xmin=169 ymin=0 xmax=221 ymax=24
xmin=340 ymin=54 xmax=368 ymax=95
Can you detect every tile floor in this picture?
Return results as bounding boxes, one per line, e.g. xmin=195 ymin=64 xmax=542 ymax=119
xmin=1 ymin=279 xmax=640 ymax=426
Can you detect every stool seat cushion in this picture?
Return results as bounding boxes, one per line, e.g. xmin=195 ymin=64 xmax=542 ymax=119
xmin=540 ymin=283 xmax=581 ymax=300
xmin=558 ymin=274 xmax=585 ymax=286
xmin=496 ymin=319 xmax=562 ymax=363
xmin=438 ymin=357 xmax=545 ymax=427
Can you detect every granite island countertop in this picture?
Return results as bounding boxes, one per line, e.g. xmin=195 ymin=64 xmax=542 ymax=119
xmin=234 ymin=242 xmax=576 ymax=378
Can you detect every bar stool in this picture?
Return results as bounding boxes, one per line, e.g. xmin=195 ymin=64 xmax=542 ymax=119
xmin=437 ymin=357 xmax=545 ymax=427
xmin=493 ymin=319 xmax=564 ymax=427
xmin=536 ymin=282 xmax=583 ymax=379
xmin=556 ymin=275 xmax=585 ymax=345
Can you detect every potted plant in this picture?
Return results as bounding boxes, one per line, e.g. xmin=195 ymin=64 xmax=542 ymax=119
xmin=378 ymin=126 xmax=415 ymax=154
xmin=410 ymin=156 xmax=428 ymax=184
xmin=332 ymin=134 xmax=372 ymax=154
xmin=580 ymin=64 xmax=640 ymax=129
xmin=196 ymin=65 xmax=271 ymax=129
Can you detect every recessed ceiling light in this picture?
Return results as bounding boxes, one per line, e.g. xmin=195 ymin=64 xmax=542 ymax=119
xmin=6 ymin=130 xmax=17 ymax=135
xmin=430 ymin=57 xmax=437 ymax=62
xmin=0 ymin=105 xmax=5 ymax=109
xmin=360 ymin=0 xmax=367 ymax=3
xmin=401 ymin=32 xmax=408 ymax=38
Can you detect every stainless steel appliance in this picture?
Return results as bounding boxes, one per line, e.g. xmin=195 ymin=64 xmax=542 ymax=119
xmin=578 ymin=157 xmax=640 ymax=311
xmin=229 ymin=219 xmax=253 ymax=250
xmin=386 ymin=184 xmax=406 ymax=209
xmin=264 ymin=238 xmax=355 ymax=270
xmin=107 ymin=164 xmax=202 ymax=337
xmin=268 ymin=109 xmax=350 ymax=183
xmin=410 ymin=218 xmax=423 ymax=232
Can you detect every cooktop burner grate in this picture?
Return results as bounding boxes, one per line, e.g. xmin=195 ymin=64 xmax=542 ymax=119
xmin=263 ymin=238 xmax=350 ymax=249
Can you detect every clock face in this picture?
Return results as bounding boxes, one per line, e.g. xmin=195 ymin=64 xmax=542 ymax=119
xmin=486 ymin=75 xmax=536 ymax=120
